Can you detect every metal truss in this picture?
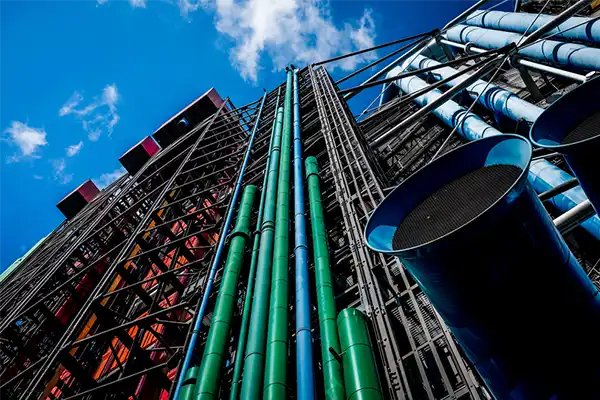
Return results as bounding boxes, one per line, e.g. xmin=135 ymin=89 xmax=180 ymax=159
xmin=308 ymin=65 xmax=483 ymax=400
xmin=0 ymin=93 xmax=280 ymax=399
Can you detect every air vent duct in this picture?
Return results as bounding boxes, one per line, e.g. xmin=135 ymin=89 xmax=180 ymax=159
xmin=365 ymin=135 xmax=600 ymax=399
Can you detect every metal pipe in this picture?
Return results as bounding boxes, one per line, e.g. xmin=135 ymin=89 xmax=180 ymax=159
xmin=293 ymin=71 xmax=315 ymax=400
xmin=446 ymin=25 xmax=600 ymax=71
xmin=517 ymin=0 xmax=595 ymax=48
xmin=554 ymin=199 xmax=597 ymax=234
xmin=263 ymin=69 xmax=294 ymax=399
xmin=335 ymin=32 xmax=437 ymax=85
xmin=337 ymin=308 xmax=384 ymax=400
xmin=313 ymin=30 xmax=433 ymax=67
xmin=516 ymin=58 xmax=588 ymax=82
xmin=189 ymin=185 xmax=257 ymax=399
xmin=405 ymin=54 xmax=544 ymax=123
xmin=239 ymin=105 xmax=284 ymax=399
xmin=379 ymin=73 xmax=503 ymax=144
xmin=538 ymin=178 xmax=579 ymax=201
xmin=178 ymin=368 xmax=199 ymax=399
xmin=465 ymin=9 xmax=600 ymax=45
xmin=229 ymin=88 xmax=282 ymax=400
xmin=529 ymin=160 xmax=600 ymax=239
xmin=153 ymin=95 xmax=259 ymax=399
xmin=374 ymin=56 xmax=505 ymax=145
xmin=338 ymin=45 xmax=505 ymax=95
xmin=305 ymin=157 xmax=345 ymax=400
xmin=345 ymin=0 xmax=494 ymax=100
xmin=439 ymin=38 xmax=588 ymax=82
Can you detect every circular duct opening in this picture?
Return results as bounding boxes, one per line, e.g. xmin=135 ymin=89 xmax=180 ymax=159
xmin=392 ymin=164 xmax=521 ymax=250
xmin=561 ymin=110 xmax=600 ymax=145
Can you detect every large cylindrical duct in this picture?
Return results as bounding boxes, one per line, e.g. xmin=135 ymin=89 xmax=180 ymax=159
xmin=263 ymin=69 xmax=294 ymax=399
xmin=465 ymin=10 xmax=600 ymax=45
xmin=365 ymin=135 xmax=600 ymax=399
xmin=530 ymin=76 xmax=600 ymax=213
xmin=388 ymin=69 xmax=600 ymax=240
xmin=405 ymin=54 xmax=543 ymax=124
xmin=446 ymin=25 xmax=600 ymax=71
xmin=240 ymin=106 xmax=284 ymax=400
xmin=393 ymin=73 xmax=502 ymax=140
xmin=192 ymin=186 xmax=257 ymax=400
xmin=306 ymin=157 xmax=345 ymax=400
xmin=293 ymin=70 xmax=316 ymax=400
xmin=337 ymin=308 xmax=384 ymax=400
xmin=230 ymin=87 xmax=282 ymax=400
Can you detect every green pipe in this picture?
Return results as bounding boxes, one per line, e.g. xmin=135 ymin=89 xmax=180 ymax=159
xmin=337 ymin=309 xmax=384 ymax=400
xmin=305 ymin=157 xmax=345 ymax=400
xmin=191 ymin=185 xmax=257 ymax=399
xmin=239 ymin=105 xmax=285 ymax=399
xmin=263 ymin=69 xmax=294 ymax=399
xmin=230 ymin=88 xmax=282 ymax=400
xmin=179 ymin=367 xmax=199 ymax=399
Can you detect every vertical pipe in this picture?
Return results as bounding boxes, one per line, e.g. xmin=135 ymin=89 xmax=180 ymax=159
xmin=305 ymin=156 xmax=345 ymax=400
xmin=337 ymin=308 xmax=384 ymax=400
xmin=263 ymin=69 xmax=294 ymax=399
xmin=239 ymin=105 xmax=285 ymax=399
xmin=173 ymin=92 xmax=267 ymax=400
xmin=230 ymin=88 xmax=282 ymax=400
xmin=191 ymin=186 xmax=258 ymax=399
xmin=179 ymin=367 xmax=199 ymax=399
xmin=293 ymin=71 xmax=316 ymax=400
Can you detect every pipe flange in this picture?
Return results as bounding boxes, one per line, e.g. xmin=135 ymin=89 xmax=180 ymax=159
xmin=464 ymin=42 xmax=477 ymax=55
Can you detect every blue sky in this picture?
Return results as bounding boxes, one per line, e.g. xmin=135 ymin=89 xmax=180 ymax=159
xmin=0 ymin=0 xmax=508 ymax=270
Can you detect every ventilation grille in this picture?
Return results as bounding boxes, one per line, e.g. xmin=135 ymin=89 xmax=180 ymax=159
xmin=392 ymin=164 xmax=521 ymax=250
xmin=562 ymin=110 xmax=600 ymax=145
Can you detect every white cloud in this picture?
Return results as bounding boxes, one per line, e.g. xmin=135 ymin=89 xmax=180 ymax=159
xmin=33 ymin=175 xmax=44 ymax=180
xmin=3 ymin=121 xmax=48 ymax=163
xmin=208 ymin=0 xmax=377 ymax=82
xmin=66 ymin=141 xmax=84 ymax=157
xmin=94 ymin=167 xmax=127 ymax=189
xmin=59 ymin=83 xmax=120 ymax=141
xmin=59 ymin=92 xmax=84 ymax=117
xmin=51 ymin=158 xmax=73 ymax=185
xmin=129 ymin=0 xmax=147 ymax=7
xmin=178 ymin=0 xmax=202 ymax=16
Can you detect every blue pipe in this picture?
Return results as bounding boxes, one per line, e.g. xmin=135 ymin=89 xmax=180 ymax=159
xmin=173 ymin=91 xmax=267 ymax=399
xmin=391 ymin=71 xmax=503 ymax=140
xmin=529 ymin=160 xmax=600 ymax=238
xmin=365 ymin=134 xmax=600 ymax=399
xmin=406 ymin=54 xmax=543 ymax=124
xmin=389 ymin=71 xmax=600 ymax=240
xmin=293 ymin=70 xmax=316 ymax=400
xmin=465 ymin=10 xmax=600 ymax=45
xmin=446 ymin=25 xmax=600 ymax=71
xmin=530 ymin=76 xmax=600 ymax=214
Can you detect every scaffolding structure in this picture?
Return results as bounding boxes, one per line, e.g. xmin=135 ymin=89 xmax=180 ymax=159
xmin=2 ymin=1 xmax=600 ymax=399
